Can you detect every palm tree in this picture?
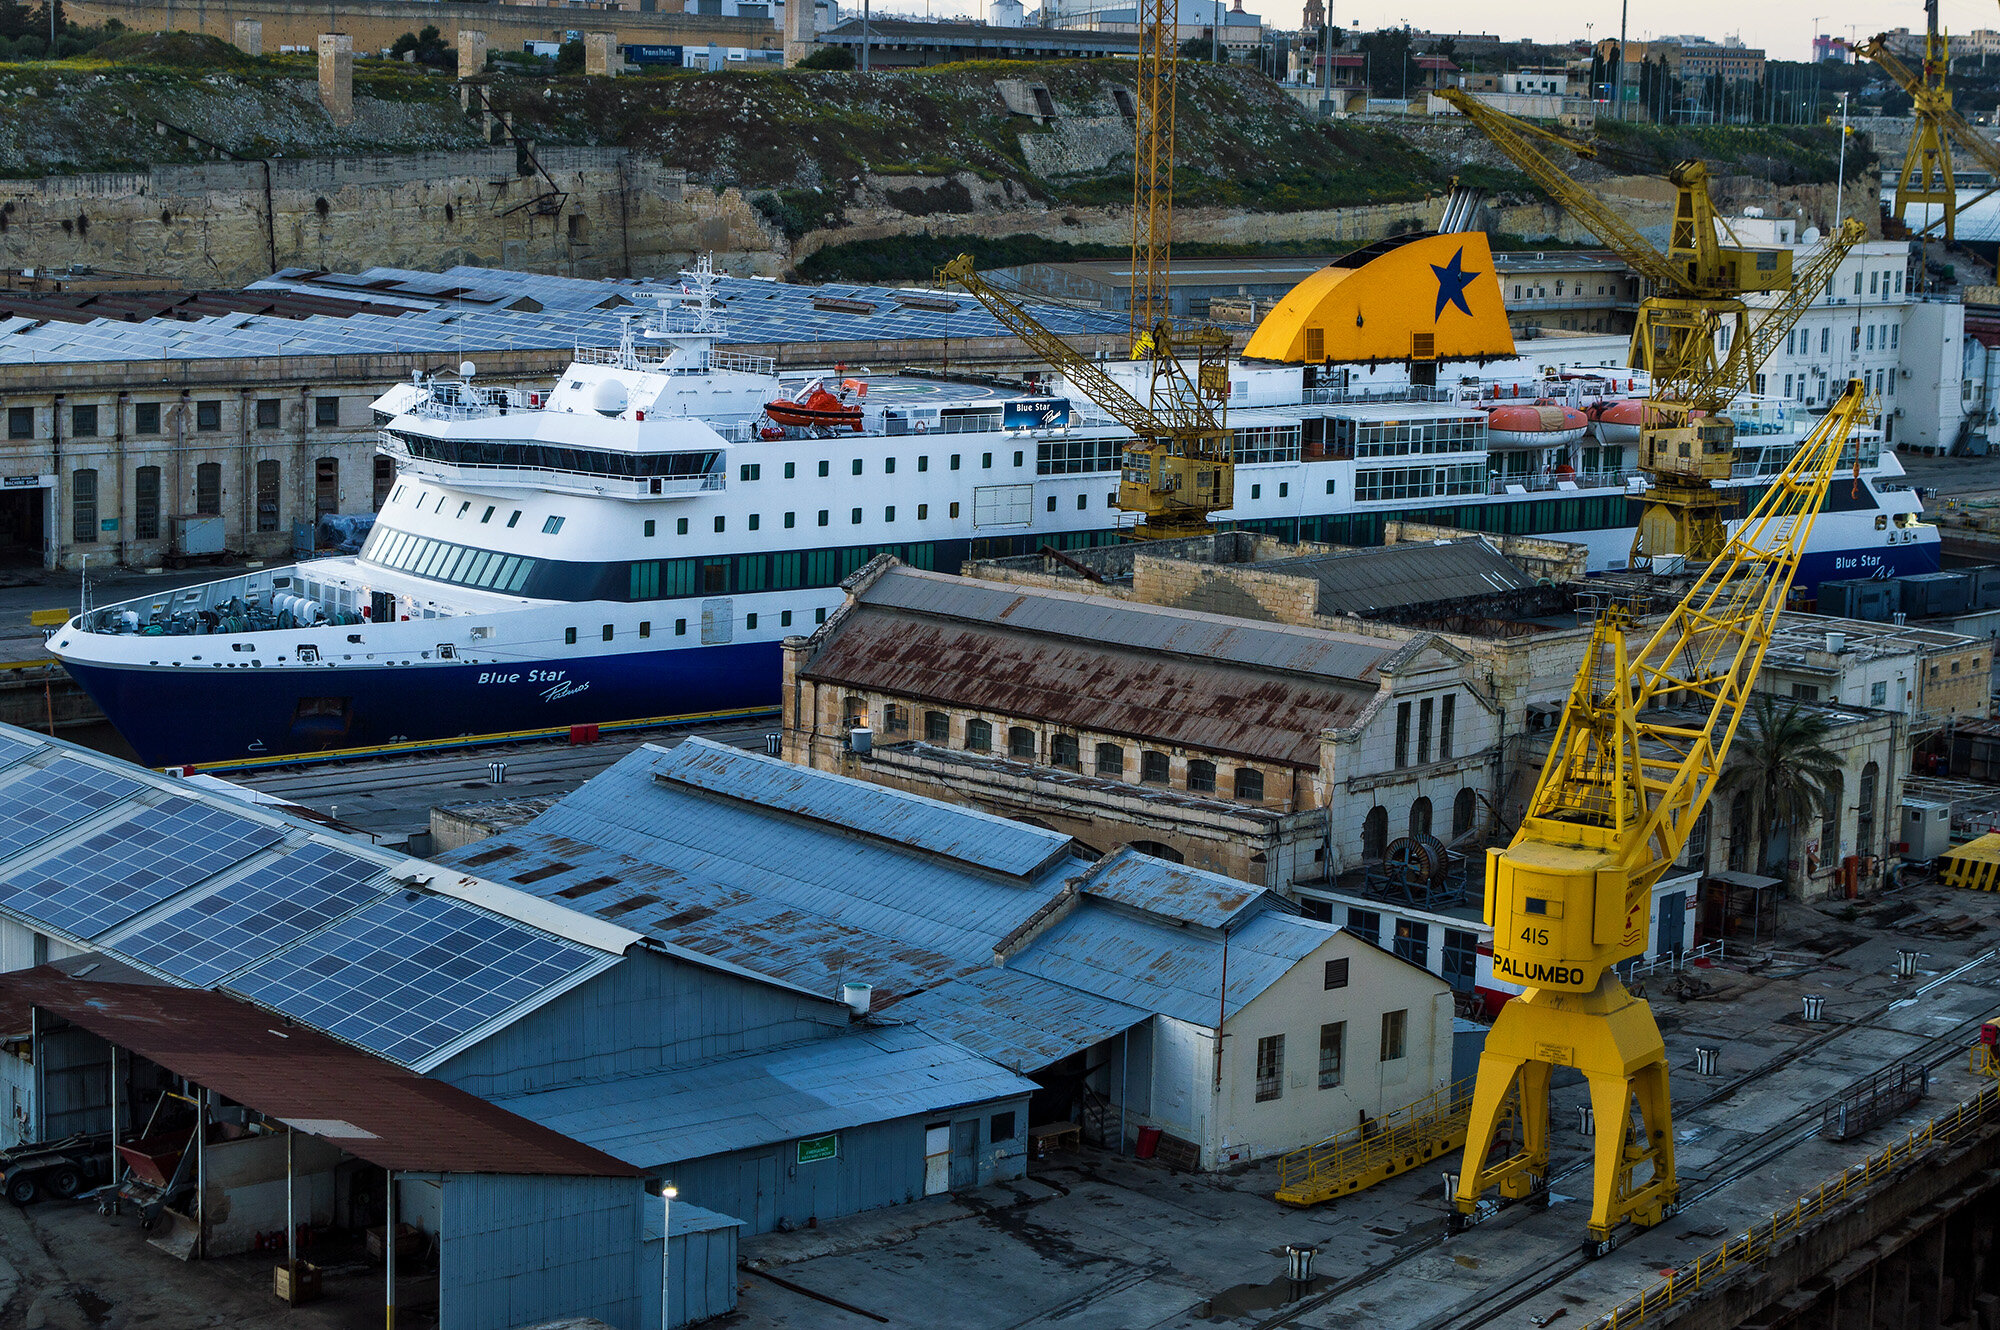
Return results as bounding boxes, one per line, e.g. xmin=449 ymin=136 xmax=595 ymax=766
xmin=1722 ymin=694 xmax=1844 ymax=887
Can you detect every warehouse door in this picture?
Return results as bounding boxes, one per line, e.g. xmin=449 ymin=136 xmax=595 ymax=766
xmin=949 ymin=1119 xmax=979 ymax=1189
xmin=1655 ymin=891 xmax=1686 ymax=962
xmin=0 ymin=482 xmax=46 ymax=566
xmin=923 ymin=1123 xmax=950 ymax=1195
xmin=736 ymin=1151 xmax=779 ymax=1232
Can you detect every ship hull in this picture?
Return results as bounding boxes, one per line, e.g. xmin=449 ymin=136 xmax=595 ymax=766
xmin=61 ymin=640 xmax=783 ymax=767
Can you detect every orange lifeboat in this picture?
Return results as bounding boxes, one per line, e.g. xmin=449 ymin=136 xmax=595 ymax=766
xmin=765 ymin=378 xmax=864 ymax=431
xmin=1484 ymin=401 xmax=1588 ymax=447
xmin=1590 ymin=398 xmax=1648 ymax=444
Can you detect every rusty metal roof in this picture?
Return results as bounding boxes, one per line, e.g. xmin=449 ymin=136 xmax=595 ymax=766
xmin=0 ymin=967 xmax=639 ymax=1178
xmin=805 ymin=571 xmax=1381 ymax=767
xmin=1252 ymin=539 xmax=1536 ymax=617
xmin=1079 ymin=846 xmax=1266 ymax=928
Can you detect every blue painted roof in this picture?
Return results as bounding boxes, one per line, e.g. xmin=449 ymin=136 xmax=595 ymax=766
xmin=494 ymin=1024 xmax=1037 ymax=1168
xmin=656 ymin=738 xmax=1074 ymax=880
xmin=1009 ymin=904 xmax=1340 ymax=1026
xmin=643 ymin=1200 xmax=745 ymax=1243
xmin=1078 ymin=845 xmax=1268 ymax=929
xmin=516 ymin=741 xmax=1089 ymax=973
xmin=886 ymin=967 xmax=1150 ymax=1073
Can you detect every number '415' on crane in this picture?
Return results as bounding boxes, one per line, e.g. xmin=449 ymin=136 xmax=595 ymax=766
xmin=1451 ymin=379 xmax=1873 ymax=1254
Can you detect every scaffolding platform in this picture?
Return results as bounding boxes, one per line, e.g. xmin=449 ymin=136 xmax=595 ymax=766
xmin=1273 ymin=1077 xmax=1475 ymax=1207
xmin=1939 ymin=831 xmax=2000 ymax=891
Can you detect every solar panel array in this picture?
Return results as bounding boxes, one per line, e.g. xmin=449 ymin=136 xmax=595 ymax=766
xmin=0 ymin=732 xmax=42 ymax=770
xmin=228 ymin=889 xmax=607 ymax=1066
xmin=0 ymin=760 xmax=147 ymax=861
xmin=0 ymin=263 xmax=1128 ymax=367
xmin=0 ymin=796 xmax=285 ymax=940
xmin=113 ymin=842 xmax=390 ymax=987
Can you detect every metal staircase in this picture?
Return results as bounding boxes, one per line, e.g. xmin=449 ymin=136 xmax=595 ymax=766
xmin=1273 ymin=1078 xmax=1476 ymax=1207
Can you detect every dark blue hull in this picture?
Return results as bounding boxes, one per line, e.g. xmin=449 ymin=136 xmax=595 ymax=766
xmin=1795 ymin=540 xmax=1940 ymax=587
xmin=61 ymin=641 xmax=784 ymax=768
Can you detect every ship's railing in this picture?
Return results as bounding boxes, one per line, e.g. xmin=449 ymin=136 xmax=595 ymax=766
xmin=572 ymin=344 xmax=778 ymax=377
xmin=411 ymin=385 xmax=548 ymax=421
xmin=1304 ymin=383 xmax=1456 ymax=406
xmin=380 ymin=433 xmax=726 ymax=500
xmin=1486 ymin=468 xmax=1641 ymax=495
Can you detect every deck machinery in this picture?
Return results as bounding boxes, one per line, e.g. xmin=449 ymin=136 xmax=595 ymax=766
xmin=1452 ymin=380 xmax=1871 ymax=1252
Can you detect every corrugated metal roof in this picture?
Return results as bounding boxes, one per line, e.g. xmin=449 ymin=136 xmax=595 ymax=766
xmin=886 ymin=967 xmax=1149 ymax=1072
xmin=643 ymin=1199 xmax=744 ymax=1243
xmin=1009 ymin=905 xmax=1339 ymax=1027
xmin=494 ymin=1024 xmax=1037 ymax=1168
xmin=0 ymin=968 xmax=638 ymax=1177
xmin=1079 ymin=846 xmax=1264 ymax=928
xmin=805 ymin=612 xmax=1371 ymax=769
xmin=1252 ymin=538 xmax=1536 ymax=616
xmin=656 ymin=739 xmax=1073 ymax=880
xmin=862 ymin=567 xmax=1395 ymax=681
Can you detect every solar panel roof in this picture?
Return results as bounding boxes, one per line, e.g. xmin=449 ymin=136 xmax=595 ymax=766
xmin=0 ymin=263 xmax=1128 ymax=367
xmin=110 ymin=842 xmax=391 ymax=987
xmin=0 ymin=759 xmax=147 ymax=861
xmin=0 ymin=796 xmax=285 ymax=941
xmin=226 ymin=888 xmax=615 ymax=1069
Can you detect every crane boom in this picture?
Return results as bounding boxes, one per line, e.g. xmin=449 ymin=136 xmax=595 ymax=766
xmin=1129 ymin=0 xmax=1178 ymax=344
xmin=1434 ymin=89 xmax=1681 ymax=290
xmin=1455 ymin=380 xmax=1872 ymax=1249
xmin=1859 ymin=34 xmax=1993 ymax=243
xmin=1682 ymin=219 xmax=1866 ymax=412
xmin=939 ymin=255 xmax=1234 ymax=537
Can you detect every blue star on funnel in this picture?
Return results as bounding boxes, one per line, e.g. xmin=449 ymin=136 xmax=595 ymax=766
xmin=1431 ymin=247 xmax=1480 ymax=321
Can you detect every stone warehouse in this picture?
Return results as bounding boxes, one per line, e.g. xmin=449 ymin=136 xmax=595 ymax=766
xmin=781 ymin=557 xmax=1503 ymax=890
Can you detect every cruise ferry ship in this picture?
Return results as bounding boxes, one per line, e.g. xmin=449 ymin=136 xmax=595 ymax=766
xmin=51 ymin=247 xmax=1941 ymax=766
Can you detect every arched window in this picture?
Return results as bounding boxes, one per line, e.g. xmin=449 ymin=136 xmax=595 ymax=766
xmin=1095 ymin=743 xmax=1124 ymax=777
xmin=883 ymin=704 xmax=908 ymax=734
xmin=1129 ymin=839 xmax=1185 ymax=864
xmin=1140 ymin=751 xmax=1170 ymax=784
xmin=1728 ymin=789 xmax=1751 ymax=871
xmin=1008 ymin=726 xmax=1036 ymax=760
xmin=1186 ymin=759 xmax=1216 ymax=793
xmin=842 ymin=695 xmax=868 ymax=728
xmin=1362 ymin=806 xmax=1388 ymax=861
xmin=1857 ymin=762 xmax=1879 ymax=856
xmin=1052 ymin=734 xmax=1080 ymax=769
xmin=1409 ymin=797 xmax=1432 ymax=839
xmin=1234 ymin=768 xmax=1264 ymax=802
xmin=1819 ymin=770 xmax=1843 ymax=865
xmin=195 ymin=461 xmax=222 ymax=516
xmin=966 ymin=719 xmax=993 ymax=752
xmin=71 ymin=468 xmax=98 ymax=544
xmin=924 ymin=710 xmax=949 ymax=743
xmin=1452 ymin=787 xmax=1475 ymax=837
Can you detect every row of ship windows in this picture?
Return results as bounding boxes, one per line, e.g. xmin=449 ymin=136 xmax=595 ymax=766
xmin=879 ymin=704 xmax=1268 ymax=801
xmin=555 ymin=605 xmax=829 ymax=644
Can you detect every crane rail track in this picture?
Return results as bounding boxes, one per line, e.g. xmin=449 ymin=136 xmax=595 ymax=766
xmin=1231 ymin=949 xmax=1998 ymax=1330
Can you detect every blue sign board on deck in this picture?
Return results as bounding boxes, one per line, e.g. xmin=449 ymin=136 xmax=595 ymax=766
xmin=1003 ymin=397 xmax=1072 ymax=431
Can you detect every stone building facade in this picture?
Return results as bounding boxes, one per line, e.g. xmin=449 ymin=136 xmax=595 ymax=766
xmin=781 ymin=558 xmax=1503 ymax=892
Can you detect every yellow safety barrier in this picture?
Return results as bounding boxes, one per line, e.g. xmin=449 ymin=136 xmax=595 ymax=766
xmin=176 ymin=704 xmax=781 ymax=774
xmin=1591 ymin=1081 xmax=2000 ymax=1329
xmin=27 ymin=608 xmax=70 ymax=628
xmin=1974 ymin=1044 xmax=1998 ymax=1081
xmin=1274 ymin=1077 xmax=1475 ymax=1207
xmin=0 ymin=659 xmax=59 ymax=672
xmin=1940 ymin=832 xmax=2000 ymax=891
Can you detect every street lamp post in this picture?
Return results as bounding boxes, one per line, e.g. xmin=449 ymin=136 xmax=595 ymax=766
xmin=661 ymin=1184 xmax=678 ymax=1330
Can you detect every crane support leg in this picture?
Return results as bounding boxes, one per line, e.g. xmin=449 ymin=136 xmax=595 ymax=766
xmin=1455 ymin=979 xmax=1678 ymax=1249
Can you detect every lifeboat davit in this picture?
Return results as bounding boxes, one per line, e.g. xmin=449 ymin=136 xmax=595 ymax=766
xmin=765 ymin=378 xmax=864 ymax=431
xmin=1590 ymin=398 xmax=1648 ymax=444
xmin=1484 ymin=401 xmax=1588 ymax=447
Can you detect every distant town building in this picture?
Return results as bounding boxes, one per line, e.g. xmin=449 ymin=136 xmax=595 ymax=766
xmin=819 ymin=17 xmax=1141 ymax=65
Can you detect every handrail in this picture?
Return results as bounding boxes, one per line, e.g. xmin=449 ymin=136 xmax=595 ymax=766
xmin=1275 ymin=1076 xmax=1476 ymax=1197
xmin=1591 ymin=1080 xmax=2000 ymax=1328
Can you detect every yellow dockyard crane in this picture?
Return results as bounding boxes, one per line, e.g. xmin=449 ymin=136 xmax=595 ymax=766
xmin=1453 ymin=379 xmax=1873 ymax=1251
xmin=1859 ymin=12 xmax=2000 ymax=245
xmin=1436 ymin=89 xmax=1865 ymax=561
xmin=936 ymin=0 xmax=1236 ymax=539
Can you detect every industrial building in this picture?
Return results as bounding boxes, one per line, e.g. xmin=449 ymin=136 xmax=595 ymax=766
xmin=782 ymin=555 xmax=1504 ymax=891
xmin=433 ymin=736 xmax=1458 ymax=1170
xmin=0 ymin=263 xmax=1126 ymax=571
xmin=0 ymin=720 xmax=1061 ymax=1323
